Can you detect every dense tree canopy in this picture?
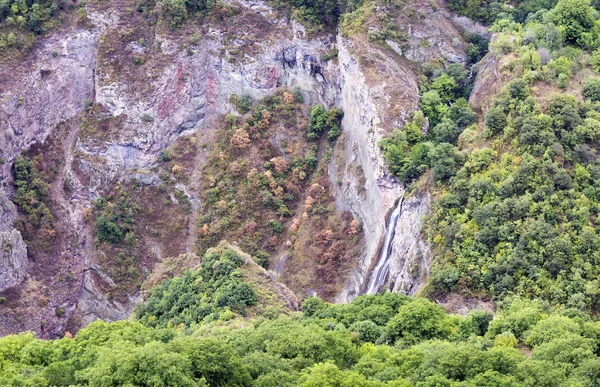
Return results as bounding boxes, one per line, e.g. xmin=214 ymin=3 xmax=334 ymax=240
xmin=1 ymin=293 xmax=599 ymax=386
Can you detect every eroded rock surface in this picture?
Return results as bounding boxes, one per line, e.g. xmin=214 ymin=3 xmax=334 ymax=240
xmin=0 ymin=229 xmax=27 ymax=293
xmin=0 ymin=0 xmax=478 ymax=334
xmin=388 ymin=191 xmax=432 ymax=295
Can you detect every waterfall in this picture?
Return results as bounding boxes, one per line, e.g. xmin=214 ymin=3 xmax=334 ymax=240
xmin=364 ymin=196 xmax=404 ymax=295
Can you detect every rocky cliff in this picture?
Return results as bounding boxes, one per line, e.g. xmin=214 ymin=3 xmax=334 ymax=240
xmin=388 ymin=189 xmax=432 ymax=295
xmin=0 ymin=192 xmax=27 ymax=293
xmin=0 ymin=0 xmax=480 ymax=335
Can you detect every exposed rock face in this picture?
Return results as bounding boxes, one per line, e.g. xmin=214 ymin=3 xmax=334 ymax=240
xmin=77 ymin=268 xmax=135 ymax=328
xmin=0 ymin=0 xmax=340 ymax=335
xmin=0 ymin=0 xmax=476 ymax=334
xmin=388 ymin=191 xmax=432 ymax=295
xmin=0 ymin=189 xmax=27 ymax=293
xmin=331 ymin=37 xmax=407 ymax=302
xmin=331 ymin=1 xmax=472 ymax=301
xmin=0 ymin=229 xmax=27 ymax=293
xmin=0 ymin=30 xmax=98 ymax=186
xmin=468 ymin=35 xmax=515 ymax=112
xmin=402 ymin=5 xmax=469 ymax=64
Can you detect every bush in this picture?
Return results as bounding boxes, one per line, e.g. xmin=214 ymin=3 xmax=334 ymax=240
xmin=591 ymin=49 xmax=600 ymax=73
xmin=583 ymin=79 xmax=600 ymax=102
xmin=158 ymin=149 xmax=172 ymax=162
xmin=430 ymin=264 xmax=460 ymax=292
xmin=136 ymin=247 xmax=257 ymax=327
xmin=307 ymin=105 xmax=343 ymax=141
xmin=485 ymin=107 xmax=507 ymax=134
xmin=349 ymin=320 xmax=383 ymax=343
xmin=551 ymin=0 xmax=595 ymax=44
xmin=430 ymin=144 xmax=460 ymax=182
xmin=95 ymin=217 xmax=123 ymax=243
xmin=11 ymin=156 xmax=54 ymax=233
xmin=269 ymin=220 xmax=283 ymax=233
xmin=235 ymin=94 xmax=253 ymax=113
xmin=508 ymin=78 xmax=530 ymax=100
xmin=459 ymin=310 xmax=494 ymax=337
xmin=557 ymin=73 xmax=568 ymax=89
xmin=431 ymin=118 xmax=461 ymax=144
xmin=386 ymin=298 xmax=451 ymax=344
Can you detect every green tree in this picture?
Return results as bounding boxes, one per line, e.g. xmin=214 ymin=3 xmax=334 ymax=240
xmin=430 ymin=143 xmax=461 ymax=182
xmin=431 ymin=118 xmax=461 ymax=144
xmin=583 ymin=78 xmax=600 ymax=101
xmin=551 ymin=0 xmax=595 ymax=44
xmin=386 ymin=298 xmax=451 ymax=344
xmin=431 ymin=74 xmax=458 ymax=103
xmin=485 ymin=107 xmax=507 ymax=134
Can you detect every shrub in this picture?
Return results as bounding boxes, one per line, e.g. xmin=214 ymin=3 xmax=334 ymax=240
xmin=583 ymin=79 xmax=600 ymax=102
xmin=591 ymin=49 xmax=600 ymax=73
xmin=551 ymin=0 xmax=595 ymax=44
xmin=158 ymin=149 xmax=172 ymax=162
xmin=386 ymin=298 xmax=451 ymax=344
xmin=308 ymin=105 xmax=328 ymax=140
xmin=557 ymin=73 xmax=568 ymax=89
xmin=349 ymin=320 xmax=383 ymax=343
xmin=430 ymin=264 xmax=460 ymax=291
xmin=430 ymin=144 xmax=460 ymax=182
xmin=95 ymin=217 xmax=123 ymax=244
xmin=485 ymin=107 xmax=507 ymax=134
xmin=269 ymin=220 xmax=283 ymax=233
xmin=431 ymin=118 xmax=461 ymax=144
xmin=135 ymin=247 xmax=257 ymax=327
xmin=508 ymin=78 xmax=529 ymax=100
xmin=459 ymin=310 xmax=494 ymax=338
xmin=494 ymin=331 xmax=518 ymax=348
xmin=307 ymin=105 xmax=343 ymax=141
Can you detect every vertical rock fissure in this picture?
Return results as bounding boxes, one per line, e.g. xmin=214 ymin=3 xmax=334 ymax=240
xmin=364 ymin=195 xmax=404 ymax=295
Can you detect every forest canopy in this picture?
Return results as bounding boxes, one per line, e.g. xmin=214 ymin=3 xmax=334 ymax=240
xmin=1 ymin=292 xmax=600 ymax=386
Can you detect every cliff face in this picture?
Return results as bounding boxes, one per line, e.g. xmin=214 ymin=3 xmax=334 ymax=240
xmin=388 ymin=190 xmax=432 ymax=295
xmin=331 ymin=38 xmax=409 ymax=302
xmin=0 ymin=193 xmax=27 ymax=293
xmin=333 ymin=0 xmax=477 ymax=302
xmin=0 ymin=0 xmax=477 ymax=335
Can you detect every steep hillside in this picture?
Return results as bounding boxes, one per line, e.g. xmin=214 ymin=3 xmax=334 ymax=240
xmin=370 ymin=0 xmax=600 ymax=317
xmin=4 ymin=0 xmax=600 ymax=384
xmin=0 ymin=0 xmax=481 ymax=336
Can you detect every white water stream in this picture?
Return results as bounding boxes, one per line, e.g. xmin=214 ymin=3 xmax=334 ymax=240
xmin=364 ymin=196 xmax=404 ymax=294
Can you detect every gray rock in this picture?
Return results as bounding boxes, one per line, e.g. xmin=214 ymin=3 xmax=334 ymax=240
xmin=0 ymin=229 xmax=27 ymax=293
xmin=388 ymin=191 xmax=432 ymax=295
xmin=0 ymin=192 xmax=27 ymax=292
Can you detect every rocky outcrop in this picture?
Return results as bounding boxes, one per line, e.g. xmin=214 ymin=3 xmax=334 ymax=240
xmin=0 ymin=0 xmax=340 ymax=334
xmin=388 ymin=191 xmax=432 ymax=295
xmin=0 ymin=192 xmax=27 ymax=293
xmin=77 ymin=269 xmax=135 ymax=328
xmin=402 ymin=3 xmax=469 ymax=64
xmin=0 ymin=0 xmax=478 ymax=334
xmin=469 ymin=35 xmax=515 ymax=112
xmin=0 ymin=230 xmax=27 ymax=293
xmin=331 ymin=38 xmax=408 ymax=303
xmin=0 ymin=29 xmax=98 ymax=186
xmin=330 ymin=0 xmax=474 ymax=301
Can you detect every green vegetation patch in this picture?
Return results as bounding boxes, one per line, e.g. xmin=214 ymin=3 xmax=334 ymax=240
xmin=135 ymin=246 xmax=257 ymax=328
xmin=0 ymin=0 xmax=86 ymax=58
xmin=380 ymin=63 xmax=476 ymax=184
xmin=1 ymin=293 xmax=600 ymax=386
